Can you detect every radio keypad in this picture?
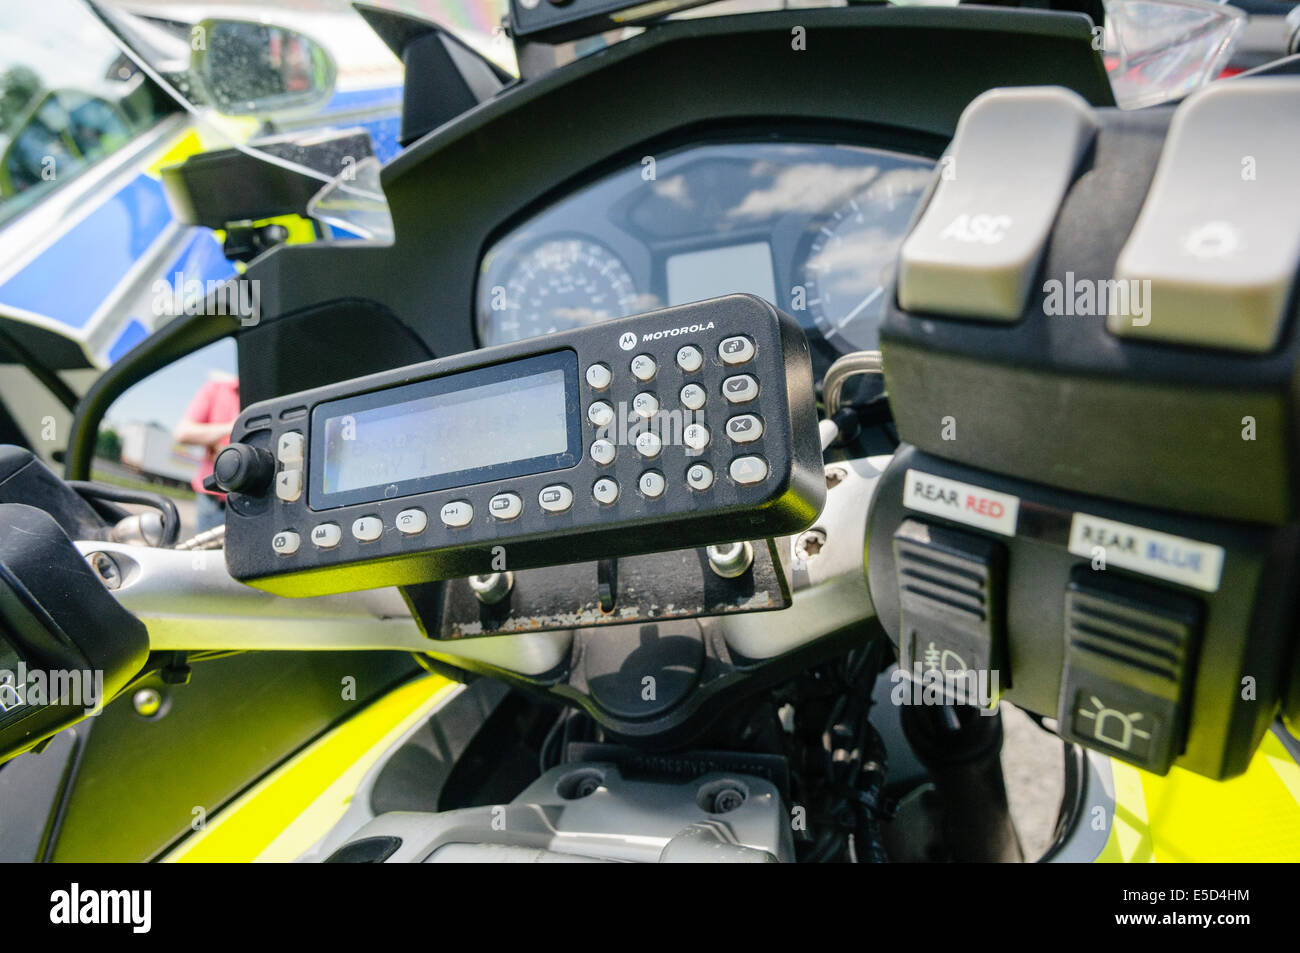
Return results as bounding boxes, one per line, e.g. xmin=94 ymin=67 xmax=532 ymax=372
xmin=539 ymin=484 xmax=574 ymax=513
xmin=396 ymin=509 xmax=427 ymax=535
xmin=311 ymin=524 xmax=342 ymax=549
xmin=630 ymin=354 xmax=657 ymax=381
xmin=441 ymin=501 xmax=474 ymax=528
xmin=253 ymin=326 xmax=778 ymax=577
xmin=723 ymin=375 xmax=759 ymax=403
xmin=489 ymin=492 xmax=523 ymax=521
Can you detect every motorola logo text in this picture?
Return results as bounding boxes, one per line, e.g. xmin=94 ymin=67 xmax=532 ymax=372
xmin=641 ymin=321 xmax=715 ymax=342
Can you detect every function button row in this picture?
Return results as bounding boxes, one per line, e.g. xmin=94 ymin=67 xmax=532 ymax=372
xmin=279 ymin=456 xmax=767 ymax=553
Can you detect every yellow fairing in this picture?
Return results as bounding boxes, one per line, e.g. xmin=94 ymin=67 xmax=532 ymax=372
xmin=1099 ymin=731 xmax=1300 ymax=862
xmin=163 ymin=674 xmax=454 ymax=863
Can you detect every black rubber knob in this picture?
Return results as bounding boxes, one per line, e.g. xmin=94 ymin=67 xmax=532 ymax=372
xmin=209 ymin=445 xmax=275 ymax=495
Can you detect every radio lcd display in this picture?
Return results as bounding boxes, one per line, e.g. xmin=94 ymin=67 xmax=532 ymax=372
xmin=309 ymin=350 xmax=581 ymax=508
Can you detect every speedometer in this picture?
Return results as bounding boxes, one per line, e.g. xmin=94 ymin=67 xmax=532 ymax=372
xmin=477 ymin=237 xmax=640 ymax=346
xmin=796 ymin=163 xmax=933 ymax=352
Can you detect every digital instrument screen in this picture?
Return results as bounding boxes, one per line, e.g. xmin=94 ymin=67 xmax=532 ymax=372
xmin=310 ymin=351 xmax=580 ymax=508
xmin=665 ymin=241 xmax=777 ymax=307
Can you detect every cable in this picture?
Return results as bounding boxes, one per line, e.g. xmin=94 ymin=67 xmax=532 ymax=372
xmin=67 ymin=480 xmax=181 ymax=546
xmin=822 ymin=349 xmax=883 ymax=419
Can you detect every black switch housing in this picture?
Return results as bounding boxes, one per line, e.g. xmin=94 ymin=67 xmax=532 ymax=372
xmin=1058 ymin=567 xmax=1201 ymax=773
xmin=893 ymin=519 xmax=1007 ymax=702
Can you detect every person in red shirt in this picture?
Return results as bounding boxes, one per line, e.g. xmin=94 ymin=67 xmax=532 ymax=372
xmin=174 ymin=372 xmax=241 ymax=533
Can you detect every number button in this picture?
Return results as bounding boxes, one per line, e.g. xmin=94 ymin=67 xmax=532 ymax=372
xmin=680 ymin=383 xmax=707 ymax=410
xmin=676 ymin=345 xmax=703 ymax=372
xmin=639 ymin=471 xmax=666 ymax=498
xmin=395 ymin=509 xmax=427 ymax=535
xmin=722 ymin=374 xmax=759 ymax=403
xmin=635 ymin=431 xmax=662 ymax=458
xmin=592 ymin=478 xmax=620 ymax=505
xmin=684 ymin=423 xmax=710 ymax=451
xmin=272 ymin=531 xmax=300 ymax=555
xmin=440 ymin=501 xmax=473 ymax=528
xmin=311 ymin=523 xmax=341 ymax=549
xmin=586 ymin=363 xmax=612 ymax=390
xmin=632 ymin=392 xmax=659 ymax=418
xmin=590 ymin=439 xmax=616 ymax=466
xmin=719 ymin=336 xmax=755 ymax=364
xmin=351 ymin=516 xmax=382 ymax=542
xmin=489 ymin=492 xmax=523 ymax=521
xmin=539 ymin=484 xmax=574 ymax=513
xmin=686 ymin=464 xmax=714 ymax=491
xmin=726 ymin=414 xmax=764 ymax=443
xmin=588 ymin=401 xmax=615 ymax=427
xmin=630 ymin=354 xmax=657 ymax=381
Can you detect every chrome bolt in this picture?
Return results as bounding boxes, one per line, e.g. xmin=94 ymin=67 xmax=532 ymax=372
xmin=469 ymin=572 xmax=514 ymax=605
xmin=133 ymin=688 xmax=163 ymax=718
xmin=706 ymin=541 xmax=754 ymax=579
